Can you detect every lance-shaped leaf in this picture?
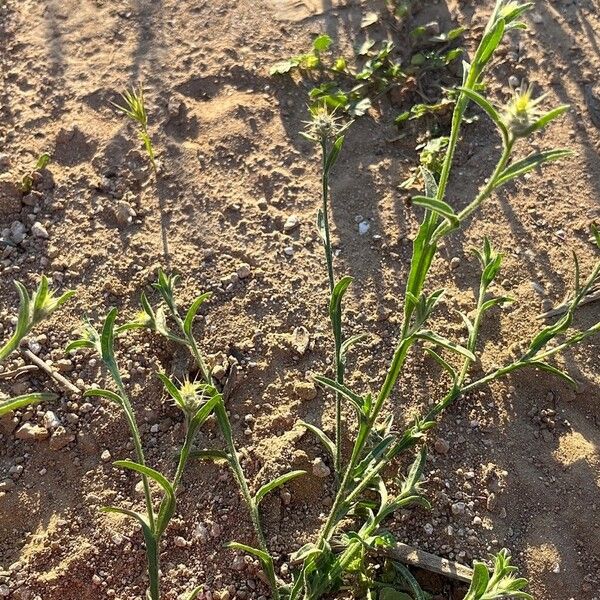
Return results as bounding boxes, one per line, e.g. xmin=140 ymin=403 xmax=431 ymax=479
xmin=353 ymin=434 xmax=396 ymax=479
xmin=324 ymin=135 xmax=345 ymax=172
xmin=114 ymin=460 xmax=175 ymax=537
xmin=297 ymin=420 xmax=336 ymax=461
xmin=329 ymin=276 xmax=353 ymax=320
xmin=476 ymin=18 xmax=505 ymax=66
xmin=100 ymin=308 xmax=119 ymax=370
xmin=183 ymin=292 xmax=212 ymax=338
xmin=464 ymin=562 xmax=491 ymax=600
xmin=156 ymin=372 xmax=184 ymax=410
xmin=83 ymin=388 xmax=125 ymax=408
xmin=526 ymin=360 xmax=577 ymax=388
xmin=522 ymin=105 xmax=569 ymax=136
xmin=411 ymin=196 xmax=459 ymax=227
xmin=101 ymin=506 xmax=159 ymax=599
xmin=415 ymin=330 xmax=476 ymax=361
xmin=190 ymin=448 xmax=230 ymax=462
xmin=313 ymin=374 xmax=366 ymax=416
xmin=494 ymin=149 xmax=571 ymax=188
xmin=340 ymin=333 xmax=368 ymax=364
xmin=226 ymin=541 xmax=273 ymax=566
xmin=425 ymin=348 xmax=458 ymax=382
xmin=458 ymin=87 xmax=508 ymax=139
xmin=480 ymin=296 xmax=513 ymax=312
xmin=181 ymin=587 xmax=205 ymax=600
xmin=0 ymin=392 xmax=56 ymax=418
xmin=392 ymin=562 xmax=428 ymax=600
xmin=254 ymin=470 xmax=306 ymax=505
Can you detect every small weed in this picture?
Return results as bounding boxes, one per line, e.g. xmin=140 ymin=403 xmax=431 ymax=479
xmin=247 ymin=1 xmax=598 ymax=598
xmin=113 ymin=85 xmax=157 ymax=176
xmin=270 ymin=9 xmax=464 ymax=121
xmin=19 ymin=152 xmax=51 ymax=194
xmin=0 ymin=276 xmax=73 ymax=417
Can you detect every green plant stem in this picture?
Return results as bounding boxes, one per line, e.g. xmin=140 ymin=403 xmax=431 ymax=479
xmin=107 ymin=365 xmax=156 ymax=533
xmin=215 ymin=402 xmax=280 ymax=600
xmin=0 ymin=334 xmax=22 ymax=362
xmin=320 ymin=138 xmax=345 ymax=478
xmin=175 ymin=318 xmax=280 ymax=600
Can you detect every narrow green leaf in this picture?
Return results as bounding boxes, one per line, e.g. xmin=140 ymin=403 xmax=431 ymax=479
xmin=100 ymin=308 xmax=118 ymax=366
xmin=463 ymin=562 xmax=490 ymax=600
xmin=477 ymin=18 xmax=505 ymax=65
xmin=340 ymin=333 xmax=368 ymax=361
xmin=0 ymin=392 xmax=56 ymax=418
xmin=421 ymin=167 xmax=438 ymax=199
xmin=329 ymin=276 xmax=353 ymax=320
xmin=114 ymin=460 xmax=174 ymax=499
xmin=457 ymin=87 xmax=508 ymax=138
xmin=313 ymin=374 xmax=365 ymax=414
xmin=84 ymin=388 xmax=124 ymax=407
xmin=190 ymin=449 xmax=230 ymax=462
xmin=411 ymin=196 xmax=459 ymax=227
xmin=424 ymin=348 xmax=457 ymax=381
xmin=183 ymin=292 xmax=212 ymax=338
xmin=416 ymin=330 xmax=476 ymax=361
xmin=325 ymin=135 xmax=345 ymax=172
xmin=254 ymin=470 xmax=306 ymax=505
xmin=494 ymin=149 xmax=572 ymax=188
xmin=226 ymin=541 xmax=272 ymax=565
xmin=65 ymin=338 xmax=95 ymax=352
xmin=523 ymin=105 xmax=569 ymax=135
xmin=480 ymin=296 xmax=513 ymax=312
xmin=297 ymin=420 xmax=336 ymax=460
xmin=101 ymin=506 xmax=159 ymax=598
xmin=114 ymin=460 xmax=175 ymax=536
xmin=182 ymin=587 xmax=205 ymax=600
xmin=156 ymin=372 xmax=184 ymax=409
xmin=527 ymin=360 xmax=577 ymax=388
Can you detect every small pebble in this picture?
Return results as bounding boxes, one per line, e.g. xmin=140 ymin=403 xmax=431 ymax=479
xmin=31 ymin=222 xmax=49 ymax=239
xmin=312 ymin=457 xmax=330 ymax=478
xmin=283 ymin=215 xmax=299 ymax=232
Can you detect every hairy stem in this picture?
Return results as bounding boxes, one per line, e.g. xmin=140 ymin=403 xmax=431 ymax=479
xmin=320 ymin=139 xmax=345 ymax=477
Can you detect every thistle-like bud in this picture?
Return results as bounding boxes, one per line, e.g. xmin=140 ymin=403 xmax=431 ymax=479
xmin=301 ymin=105 xmax=346 ymax=144
xmin=502 ymin=81 xmax=547 ymax=138
xmin=178 ymin=379 xmax=206 ymax=415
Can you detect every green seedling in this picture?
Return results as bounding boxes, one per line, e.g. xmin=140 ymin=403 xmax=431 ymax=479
xmin=72 ymin=270 xmax=304 ymax=600
xmin=113 ymin=85 xmax=157 ymax=175
xmin=0 ymin=275 xmax=73 ymax=417
xmin=67 ymin=310 xmax=221 ymax=600
xmin=463 ymin=550 xmax=532 ymax=599
xmin=19 ymin=152 xmax=51 ymax=194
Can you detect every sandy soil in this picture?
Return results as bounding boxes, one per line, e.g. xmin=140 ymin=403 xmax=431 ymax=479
xmin=0 ymin=0 xmax=599 ymax=599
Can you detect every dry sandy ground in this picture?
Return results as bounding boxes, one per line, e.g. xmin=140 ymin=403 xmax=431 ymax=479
xmin=0 ymin=0 xmax=599 ymax=599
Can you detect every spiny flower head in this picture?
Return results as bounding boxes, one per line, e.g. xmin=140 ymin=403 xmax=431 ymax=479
xmin=178 ymin=378 xmax=207 ymax=415
xmin=301 ymin=105 xmax=347 ymax=144
xmin=503 ymin=81 xmax=547 ymax=137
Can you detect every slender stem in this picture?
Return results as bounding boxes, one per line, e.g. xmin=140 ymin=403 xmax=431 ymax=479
xmin=175 ymin=309 xmax=280 ymax=600
xmin=0 ymin=333 xmax=23 ymax=362
xmin=320 ymin=139 xmax=344 ymax=477
xmin=108 ymin=365 xmax=156 ymax=533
